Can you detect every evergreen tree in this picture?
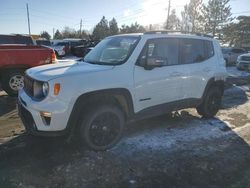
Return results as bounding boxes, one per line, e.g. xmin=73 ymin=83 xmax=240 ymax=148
xmin=53 ymin=30 xmax=62 ymax=39
xmin=109 ymin=18 xmax=119 ymax=35
xmin=40 ymin=31 xmax=51 ymax=40
xmin=222 ymin=16 xmax=250 ymax=46
xmin=203 ymin=0 xmax=232 ymax=37
xmin=120 ymin=22 xmax=146 ymax=34
xmin=92 ymin=16 xmax=110 ymax=40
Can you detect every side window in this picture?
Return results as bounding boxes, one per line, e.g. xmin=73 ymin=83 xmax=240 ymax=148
xmin=138 ymin=38 xmax=179 ymax=66
xmin=204 ymin=40 xmax=214 ymax=59
xmin=180 ymin=39 xmax=206 ymax=64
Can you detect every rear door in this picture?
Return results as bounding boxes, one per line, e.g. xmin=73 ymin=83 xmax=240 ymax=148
xmin=179 ymin=38 xmax=215 ymax=99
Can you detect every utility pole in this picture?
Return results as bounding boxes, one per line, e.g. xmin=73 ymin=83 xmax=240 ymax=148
xmin=166 ymin=0 xmax=171 ymax=29
xmin=80 ymin=19 xmax=82 ymax=37
xmin=53 ymin=28 xmax=55 ymax=39
xmin=26 ymin=3 xmax=31 ymax=35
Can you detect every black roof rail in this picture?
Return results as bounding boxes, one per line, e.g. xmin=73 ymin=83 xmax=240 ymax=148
xmin=144 ymin=30 xmax=168 ymax=34
xmin=144 ymin=30 xmax=213 ymax=38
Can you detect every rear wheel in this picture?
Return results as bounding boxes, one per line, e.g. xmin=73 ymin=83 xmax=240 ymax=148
xmin=1 ymin=70 xmax=24 ymax=96
xmin=79 ymin=104 xmax=124 ymax=151
xmin=196 ymin=86 xmax=223 ymax=118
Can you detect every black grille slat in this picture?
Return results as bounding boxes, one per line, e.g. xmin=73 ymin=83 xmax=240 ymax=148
xmin=24 ymin=75 xmax=34 ymax=97
xmin=241 ymin=56 xmax=250 ymax=61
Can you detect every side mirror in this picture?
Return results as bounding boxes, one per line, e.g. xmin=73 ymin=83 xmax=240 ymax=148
xmin=144 ymin=57 xmax=167 ymax=70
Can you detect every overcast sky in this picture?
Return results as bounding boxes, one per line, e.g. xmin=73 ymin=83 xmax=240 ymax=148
xmin=1 ymin=0 xmax=250 ymax=36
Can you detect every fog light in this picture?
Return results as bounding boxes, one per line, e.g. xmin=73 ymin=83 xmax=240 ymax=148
xmin=40 ymin=111 xmax=51 ymax=126
xmin=40 ymin=111 xmax=51 ymax=117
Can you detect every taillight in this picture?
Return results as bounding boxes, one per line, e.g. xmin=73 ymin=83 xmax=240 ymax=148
xmin=51 ymin=51 xmax=57 ymax=63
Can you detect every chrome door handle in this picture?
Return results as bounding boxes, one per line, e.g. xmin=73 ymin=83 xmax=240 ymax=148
xmin=170 ymin=72 xmax=182 ymax=76
xmin=203 ymin=68 xmax=212 ymax=72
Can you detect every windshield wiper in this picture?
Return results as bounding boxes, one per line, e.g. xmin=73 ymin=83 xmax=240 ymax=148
xmin=81 ymin=59 xmax=112 ymax=65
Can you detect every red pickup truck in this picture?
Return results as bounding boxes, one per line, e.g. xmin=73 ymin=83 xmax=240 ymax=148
xmin=0 ymin=45 xmax=56 ymax=96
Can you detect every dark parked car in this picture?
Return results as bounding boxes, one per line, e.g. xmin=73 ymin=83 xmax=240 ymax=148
xmin=53 ymin=41 xmax=70 ymax=55
xmin=36 ymin=39 xmax=51 ymax=46
xmin=63 ymin=39 xmax=87 ymax=54
xmin=72 ymin=40 xmax=99 ymax=57
xmin=221 ymin=47 xmax=246 ymax=66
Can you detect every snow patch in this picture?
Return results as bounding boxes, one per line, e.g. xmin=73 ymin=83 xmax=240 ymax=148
xmin=114 ymin=119 xmax=232 ymax=155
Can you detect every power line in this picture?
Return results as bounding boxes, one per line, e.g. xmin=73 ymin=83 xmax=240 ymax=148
xmin=232 ymin=11 xmax=250 ymax=15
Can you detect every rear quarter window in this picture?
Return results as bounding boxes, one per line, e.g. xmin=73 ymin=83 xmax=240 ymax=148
xmin=204 ymin=40 xmax=214 ymax=59
xmin=180 ymin=39 xmax=206 ymax=64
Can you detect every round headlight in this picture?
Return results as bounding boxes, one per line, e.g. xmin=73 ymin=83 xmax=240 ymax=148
xmin=42 ymin=82 xmax=49 ymax=96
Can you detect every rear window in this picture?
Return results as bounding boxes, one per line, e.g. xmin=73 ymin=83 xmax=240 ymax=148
xmin=0 ymin=35 xmax=14 ymax=44
xmin=15 ymin=36 xmax=33 ymax=45
xmin=0 ymin=35 xmax=33 ymax=45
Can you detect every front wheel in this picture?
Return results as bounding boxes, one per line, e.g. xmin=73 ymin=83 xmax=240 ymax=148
xmin=1 ymin=70 xmax=24 ymax=96
xmin=79 ymin=104 xmax=124 ymax=151
xmin=196 ymin=86 xmax=223 ymax=118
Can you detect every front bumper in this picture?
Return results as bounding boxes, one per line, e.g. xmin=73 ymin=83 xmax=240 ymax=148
xmin=18 ymin=100 xmax=37 ymax=135
xmin=237 ymin=61 xmax=250 ymax=69
xmin=18 ymin=100 xmax=67 ymax=136
xmin=18 ymin=89 xmax=72 ymax=136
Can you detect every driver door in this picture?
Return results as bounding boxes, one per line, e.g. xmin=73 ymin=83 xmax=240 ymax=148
xmin=134 ymin=38 xmax=184 ymax=113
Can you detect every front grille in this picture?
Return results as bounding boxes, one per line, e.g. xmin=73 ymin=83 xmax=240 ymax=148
xmin=24 ymin=75 xmax=34 ymax=97
xmin=241 ymin=56 xmax=250 ymax=61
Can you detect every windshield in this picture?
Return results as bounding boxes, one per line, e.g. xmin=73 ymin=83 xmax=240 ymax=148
xmin=84 ymin=36 xmax=140 ymax=65
xmin=221 ymin=48 xmax=231 ymax=54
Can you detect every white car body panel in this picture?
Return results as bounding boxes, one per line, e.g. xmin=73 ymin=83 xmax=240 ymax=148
xmin=19 ymin=33 xmax=227 ymax=132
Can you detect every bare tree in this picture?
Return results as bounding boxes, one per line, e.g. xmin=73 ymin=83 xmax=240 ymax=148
xmin=181 ymin=0 xmax=204 ymax=33
xmin=165 ymin=9 xmax=181 ymax=30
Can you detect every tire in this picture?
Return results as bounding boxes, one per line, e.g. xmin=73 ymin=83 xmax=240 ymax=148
xmin=196 ymin=86 xmax=223 ymax=118
xmin=79 ymin=104 xmax=124 ymax=151
xmin=1 ymin=70 xmax=24 ymax=96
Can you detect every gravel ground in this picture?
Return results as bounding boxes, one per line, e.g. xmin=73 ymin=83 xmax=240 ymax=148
xmin=0 ymin=67 xmax=250 ymax=188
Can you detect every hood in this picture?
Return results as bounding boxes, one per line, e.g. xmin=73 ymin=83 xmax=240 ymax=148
xmin=239 ymin=53 xmax=250 ymax=57
xmin=26 ymin=60 xmax=114 ymax=81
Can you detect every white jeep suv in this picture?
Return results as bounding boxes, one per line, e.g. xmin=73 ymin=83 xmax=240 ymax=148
xmin=18 ymin=31 xmax=227 ymax=150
